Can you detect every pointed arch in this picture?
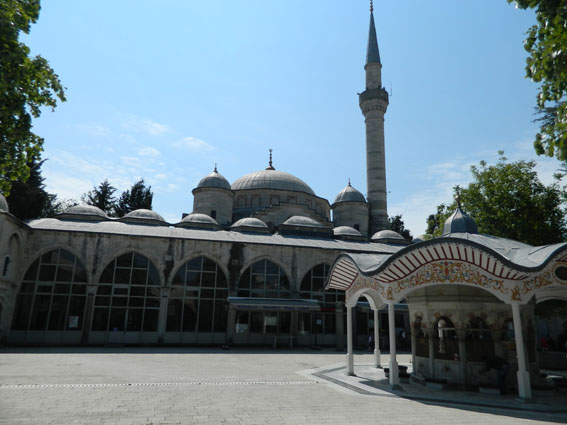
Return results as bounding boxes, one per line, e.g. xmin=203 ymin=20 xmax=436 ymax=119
xmin=166 ymin=255 xmax=228 ymax=333
xmin=91 ymin=252 xmax=161 ymax=333
xmin=11 ymin=248 xmax=88 ymax=332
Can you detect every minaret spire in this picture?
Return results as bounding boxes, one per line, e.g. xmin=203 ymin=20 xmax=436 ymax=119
xmin=359 ymin=3 xmax=389 ymax=234
xmin=366 ymin=1 xmax=381 ymax=66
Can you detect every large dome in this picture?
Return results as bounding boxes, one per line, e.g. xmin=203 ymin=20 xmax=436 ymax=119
xmin=231 ymin=169 xmax=315 ymax=195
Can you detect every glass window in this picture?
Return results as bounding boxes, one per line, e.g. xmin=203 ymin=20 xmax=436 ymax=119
xmin=238 ymin=260 xmax=291 ymax=298
xmin=299 ymin=264 xmax=341 ymax=335
xmin=165 ymin=256 xmax=228 ymax=334
xmin=12 ymin=249 xmax=88 ymax=332
xmin=92 ymin=252 xmax=161 ymax=333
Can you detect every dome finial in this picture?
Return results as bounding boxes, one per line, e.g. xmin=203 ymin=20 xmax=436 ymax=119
xmin=266 ymin=148 xmax=275 ymax=170
xmin=370 ymin=0 xmax=373 ymax=13
xmin=348 ymin=178 xmax=351 ymax=187
xmin=214 ymin=163 xmax=218 ymax=173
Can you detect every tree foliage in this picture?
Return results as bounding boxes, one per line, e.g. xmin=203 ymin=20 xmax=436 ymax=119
xmin=82 ymin=180 xmax=117 ymax=216
xmin=388 ymin=215 xmax=413 ymax=241
xmin=425 ymin=154 xmax=566 ymax=246
xmin=6 ymin=157 xmax=51 ymax=219
xmin=114 ymin=179 xmax=153 ymax=217
xmin=425 ymin=204 xmax=453 ymax=239
xmin=0 ymin=0 xmax=66 ymax=195
xmin=509 ymin=0 xmax=567 ymax=159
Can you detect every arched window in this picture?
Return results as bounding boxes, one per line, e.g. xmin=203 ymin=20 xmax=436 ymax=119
xmin=166 ymin=256 xmax=228 ymax=333
xmin=12 ymin=249 xmax=87 ymax=331
xmin=299 ymin=263 xmax=343 ymax=335
xmin=434 ymin=316 xmax=458 ymax=360
xmin=237 ymin=259 xmax=290 ymax=298
xmin=92 ymin=252 xmax=160 ymax=332
xmin=466 ymin=317 xmax=491 ymax=341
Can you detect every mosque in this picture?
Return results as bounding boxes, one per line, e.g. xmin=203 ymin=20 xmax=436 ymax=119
xmin=1 ymin=4 xmax=567 ymax=400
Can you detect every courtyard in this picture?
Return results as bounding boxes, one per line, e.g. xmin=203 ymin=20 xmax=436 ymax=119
xmin=0 ymin=347 xmax=565 ymax=425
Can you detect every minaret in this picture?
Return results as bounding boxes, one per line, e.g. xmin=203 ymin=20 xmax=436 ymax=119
xmin=359 ymin=1 xmax=389 ymax=234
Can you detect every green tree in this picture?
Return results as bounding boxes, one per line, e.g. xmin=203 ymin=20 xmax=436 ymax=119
xmin=114 ymin=179 xmax=153 ymax=217
xmin=82 ymin=180 xmax=116 ymax=216
xmin=508 ymin=1 xmax=567 ymax=159
xmin=0 ymin=0 xmax=66 ymax=195
xmin=6 ymin=157 xmax=51 ymax=219
xmin=388 ymin=215 xmax=413 ymax=241
xmin=425 ymin=154 xmax=566 ymax=246
xmin=424 ymin=204 xmax=453 ymax=239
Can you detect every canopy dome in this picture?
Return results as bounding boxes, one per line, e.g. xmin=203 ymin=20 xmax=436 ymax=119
xmin=231 ymin=217 xmax=268 ymax=229
xmin=443 ymin=207 xmax=478 ymax=235
xmin=182 ymin=213 xmax=219 ymax=225
xmin=333 ymin=226 xmax=362 ymax=237
xmin=282 ymin=216 xmax=324 ymax=228
xmin=121 ymin=209 xmax=166 ymax=225
xmin=231 ymin=169 xmax=315 ymax=195
xmin=196 ymin=169 xmax=231 ymax=191
xmin=58 ymin=204 xmax=109 ymax=221
xmin=333 ymin=183 xmax=366 ymax=204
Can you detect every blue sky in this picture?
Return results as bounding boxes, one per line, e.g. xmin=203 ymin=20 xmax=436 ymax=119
xmin=23 ymin=1 xmax=557 ymax=235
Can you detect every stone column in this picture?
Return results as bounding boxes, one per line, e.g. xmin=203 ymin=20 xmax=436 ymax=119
xmin=456 ymin=329 xmax=468 ymax=387
xmin=157 ymin=287 xmax=170 ymax=343
xmin=346 ymin=305 xmax=355 ymax=376
xmin=80 ymin=286 xmax=97 ymax=345
xmin=423 ymin=328 xmax=435 ymax=379
xmin=388 ymin=303 xmax=400 ymax=387
xmin=335 ymin=302 xmax=344 ymax=351
xmin=410 ymin=327 xmax=417 ymax=372
xmin=511 ymin=303 xmax=532 ymax=399
xmin=373 ymin=308 xmax=381 ymax=368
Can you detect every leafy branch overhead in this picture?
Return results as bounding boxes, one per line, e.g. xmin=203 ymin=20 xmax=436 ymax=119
xmin=509 ymin=0 xmax=567 ymax=159
xmin=0 ymin=0 xmax=66 ymax=195
xmin=426 ymin=153 xmax=566 ymax=246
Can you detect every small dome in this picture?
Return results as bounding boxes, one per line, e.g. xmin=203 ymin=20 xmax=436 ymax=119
xmin=58 ymin=204 xmax=109 ymax=221
xmin=282 ymin=216 xmax=324 ymax=228
xmin=0 ymin=193 xmax=8 ymax=213
xmin=371 ymin=229 xmax=410 ymax=245
xmin=231 ymin=217 xmax=268 ymax=229
xmin=371 ymin=229 xmax=404 ymax=241
xmin=333 ymin=226 xmax=362 ymax=236
xmin=232 ymin=169 xmax=315 ymax=195
xmin=196 ymin=168 xmax=231 ymax=191
xmin=182 ymin=213 xmax=219 ymax=225
xmin=333 ymin=182 xmax=366 ymax=204
xmin=442 ymin=207 xmax=478 ymax=235
xmin=120 ymin=209 xmax=166 ymax=225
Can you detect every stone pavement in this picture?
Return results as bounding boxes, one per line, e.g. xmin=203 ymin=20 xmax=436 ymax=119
xmin=0 ymin=346 xmax=565 ymax=425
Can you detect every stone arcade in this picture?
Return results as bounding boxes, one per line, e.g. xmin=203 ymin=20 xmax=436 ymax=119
xmin=1 ymin=4 xmax=565 ymax=401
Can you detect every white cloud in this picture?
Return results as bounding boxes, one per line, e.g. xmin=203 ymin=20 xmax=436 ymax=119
xmin=138 ymin=147 xmax=161 ymax=158
xmin=76 ymin=122 xmax=109 ymax=137
xmin=172 ymin=137 xmax=214 ymax=152
xmin=154 ymin=173 xmax=168 ymax=180
xmin=122 ymin=116 xmax=169 ymax=136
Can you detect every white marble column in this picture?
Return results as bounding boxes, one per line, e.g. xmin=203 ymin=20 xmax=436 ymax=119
xmin=373 ymin=308 xmax=381 ymax=368
xmin=388 ymin=303 xmax=399 ymax=387
xmin=511 ymin=303 xmax=532 ymax=399
xmin=346 ymin=305 xmax=355 ymax=376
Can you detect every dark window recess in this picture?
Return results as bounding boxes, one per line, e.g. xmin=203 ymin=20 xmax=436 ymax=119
xmin=210 ymin=210 xmax=217 ymax=219
xmin=2 ymin=256 xmax=10 ymax=276
xmin=353 ymin=224 xmax=360 ymax=231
